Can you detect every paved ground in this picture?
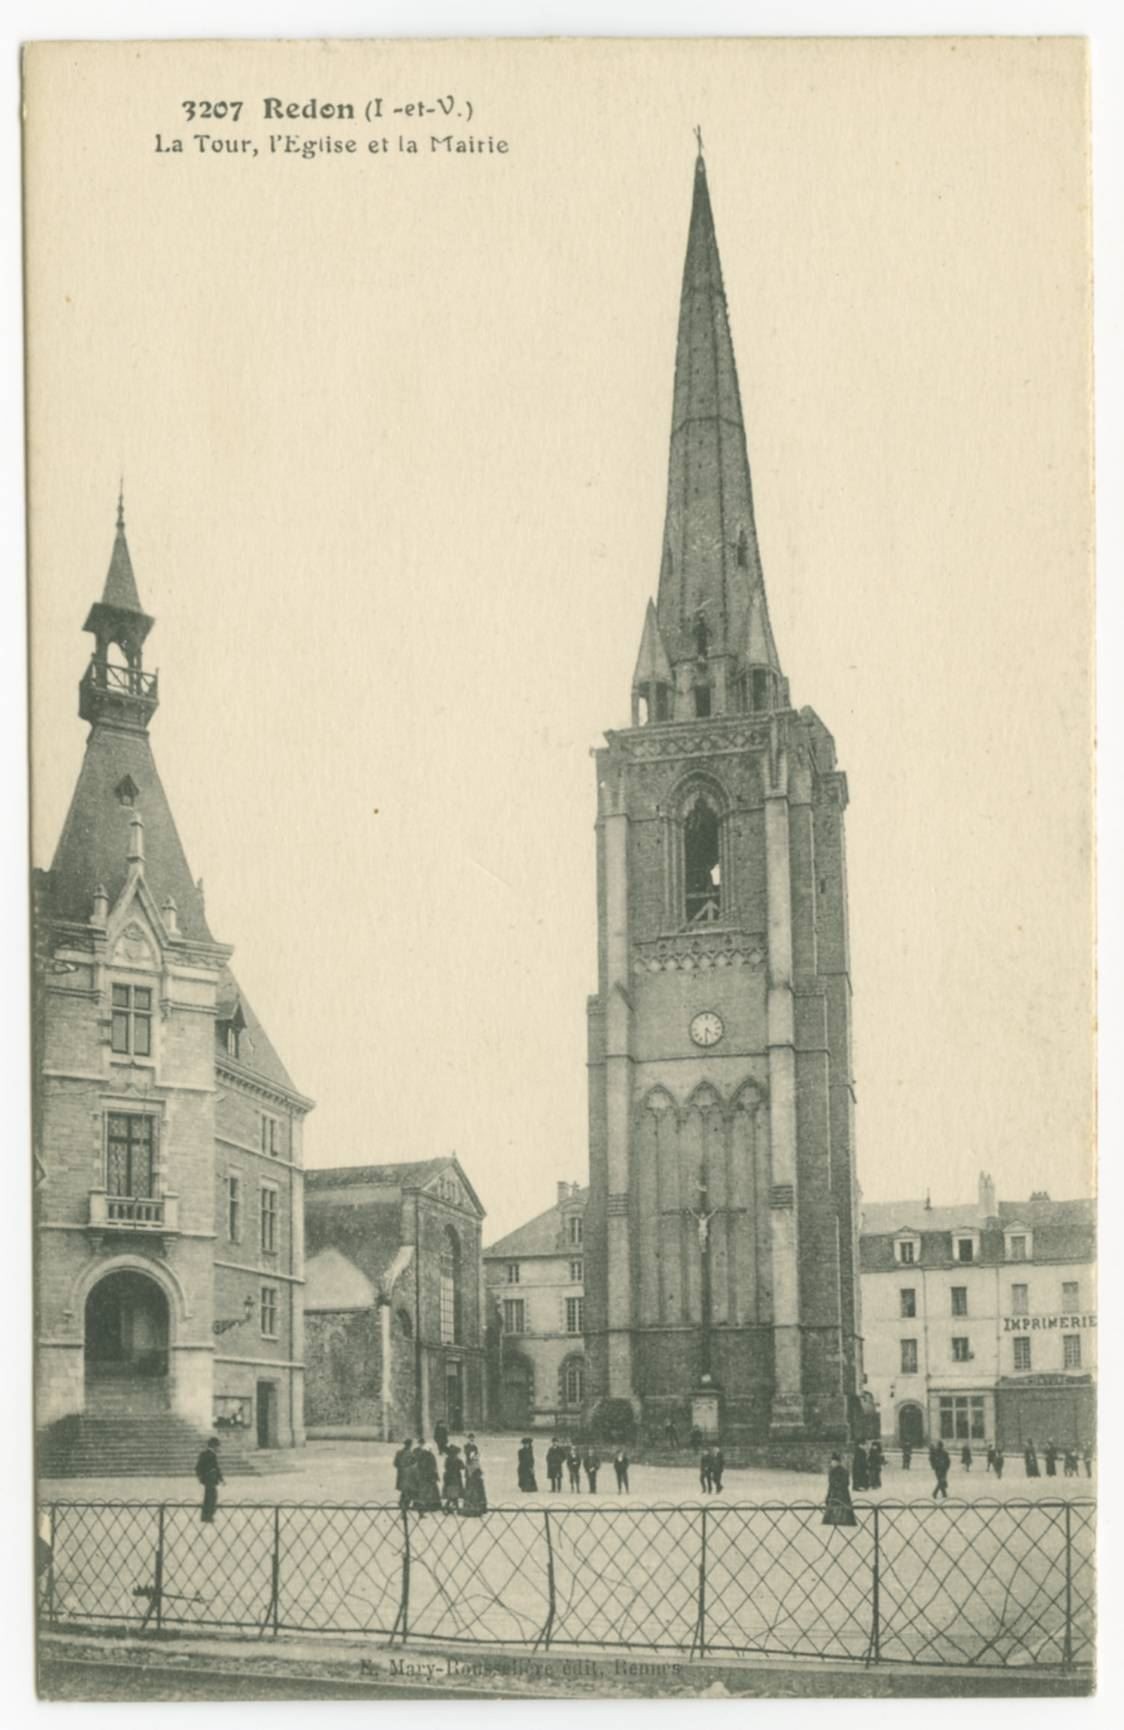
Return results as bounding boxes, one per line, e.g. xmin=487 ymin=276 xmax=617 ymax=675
xmin=37 ymin=1438 xmax=1095 ymax=1672
xmin=39 ymin=1433 xmax=1099 ymax=1508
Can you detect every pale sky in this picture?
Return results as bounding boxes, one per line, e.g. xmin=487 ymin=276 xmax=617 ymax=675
xmin=26 ymin=38 xmax=1093 ymax=1242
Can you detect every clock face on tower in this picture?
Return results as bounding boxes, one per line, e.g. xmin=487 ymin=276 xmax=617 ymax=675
xmin=689 ymin=1010 xmax=724 ymax=1049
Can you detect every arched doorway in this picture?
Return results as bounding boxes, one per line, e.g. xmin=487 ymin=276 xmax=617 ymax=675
xmin=501 ymin=1355 xmax=533 ymax=1430
xmin=898 ymin=1403 xmax=925 ymax=1448
xmin=84 ymin=1269 xmax=170 ymax=1413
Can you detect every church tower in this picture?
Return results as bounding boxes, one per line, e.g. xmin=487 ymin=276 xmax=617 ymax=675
xmin=584 ymin=152 xmax=862 ymax=1452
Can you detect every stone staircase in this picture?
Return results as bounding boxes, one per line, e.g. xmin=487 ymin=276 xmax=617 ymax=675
xmin=38 ymin=1412 xmax=261 ymax=1479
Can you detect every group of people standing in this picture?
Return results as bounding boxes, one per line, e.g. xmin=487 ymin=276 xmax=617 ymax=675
xmin=532 ymin=1438 xmax=633 ymax=1493
xmin=1021 ymin=1438 xmax=1091 ymax=1478
xmin=849 ymin=1439 xmax=885 ymax=1491
xmin=698 ymin=1446 xmax=725 ymax=1492
xmin=393 ymin=1430 xmax=487 ymax=1517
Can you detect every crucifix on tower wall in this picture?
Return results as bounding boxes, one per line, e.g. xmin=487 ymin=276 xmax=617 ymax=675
xmin=683 ymin=1169 xmax=744 ymax=1385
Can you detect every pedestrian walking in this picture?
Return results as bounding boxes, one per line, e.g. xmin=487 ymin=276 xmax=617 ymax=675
xmin=699 ymin=1447 xmax=714 ymax=1493
xmin=985 ymin=1444 xmax=995 ymax=1473
xmin=443 ymin=1443 xmax=465 ymax=1511
xmin=567 ymin=1444 xmax=582 ymax=1490
xmin=462 ymin=1456 xmax=487 ymax=1517
xmin=868 ymin=1440 xmax=884 ymax=1489
xmin=1024 ymin=1440 xmax=1040 ymax=1478
xmin=195 ymin=1436 xmax=224 ymax=1524
xmin=851 ymin=1441 xmax=869 ymax=1493
xmin=393 ymin=1437 xmax=414 ymax=1509
xmin=961 ymin=1442 xmax=973 ymax=1472
xmin=1063 ymin=1447 xmax=1078 ymax=1478
xmin=994 ymin=1448 xmax=1005 ymax=1479
xmin=901 ymin=1442 xmax=912 ymax=1470
xmin=517 ymin=1436 xmax=538 ymax=1493
xmin=434 ymin=1420 xmax=449 ymax=1457
xmin=583 ymin=1446 xmax=601 ymax=1492
xmin=711 ymin=1446 xmax=725 ymax=1492
xmin=613 ymin=1448 xmax=630 ymax=1491
xmin=821 ymin=1453 xmax=858 ymax=1528
xmin=1044 ymin=1439 xmax=1058 ymax=1478
xmin=1082 ymin=1445 xmax=1093 ymax=1478
xmin=932 ymin=1439 xmax=950 ymax=1500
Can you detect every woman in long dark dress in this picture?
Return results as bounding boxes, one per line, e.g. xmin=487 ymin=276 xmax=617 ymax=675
xmin=1024 ymin=1440 xmax=1040 ymax=1478
xmin=517 ymin=1437 xmax=538 ymax=1493
xmin=868 ymin=1440 xmax=884 ymax=1489
xmin=443 ymin=1443 xmax=465 ymax=1511
xmin=414 ymin=1443 xmax=442 ymax=1512
xmin=822 ymin=1454 xmax=858 ymax=1528
xmin=462 ymin=1459 xmax=487 ymax=1517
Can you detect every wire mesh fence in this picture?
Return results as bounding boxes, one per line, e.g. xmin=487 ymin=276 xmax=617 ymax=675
xmin=38 ymin=1496 xmax=1094 ymax=1671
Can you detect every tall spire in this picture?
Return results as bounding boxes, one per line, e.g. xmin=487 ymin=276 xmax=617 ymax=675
xmin=654 ymin=151 xmax=780 ymax=699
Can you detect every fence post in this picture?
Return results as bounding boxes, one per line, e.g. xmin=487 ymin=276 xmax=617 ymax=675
xmin=868 ymin=1504 xmax=881 ymax=1666
xmin=272 ymin=1506 xmax=281 ymax=1636
xmin=691 ymin=1506 xmax=708 ymax=1660
xmin=1062 ymin=1501 xmax=1073 ymax=1670
xmin=391 ymin=1507 xmax=411 ymax=1646
xmin=45 ymin=1505 xmax=57 ymax=1628
xmin=535 ymin=1510 xmax=556 ymax=1652
xmin=153 ymin=1504 xmax=166 ymax=1634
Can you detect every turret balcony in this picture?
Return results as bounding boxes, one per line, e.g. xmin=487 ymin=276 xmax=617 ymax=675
xmin=79 ymin=658 xmax=159 ymax=728
xmin=88 ymin=1189 xmax=179 ymax=1242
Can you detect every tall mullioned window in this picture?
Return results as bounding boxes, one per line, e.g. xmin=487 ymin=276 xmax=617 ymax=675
xmin=900 ymin=1339 xmax=918 ymax=1374
xmin=260 ymin=1184 xmax=278 ymax=1255
xmin=566 ymin=1297 xmax=584 ymax=1336
xmin=111 ymin=984 xmax=152 ymax=1056
xmin=1013 ymin=1337 xmax=1031 ymax=1372
xmin=502 ymin=1298 xmax=525 ymax=1335
xmin=440 ymin=1228 xmax=462 ymax=1345
xmin=1063 ymin=1334 xmax=1082 ymax=1370
xmin=260 ymin=1286 xmax=278 ymax=1338
xmin=106 ymin=1113 xmax=155 ymax=1197
xmin=684 ymin=799 xmax=721 ymax=924
xmin=227 ymin=1173 xmax=242 ymax=1242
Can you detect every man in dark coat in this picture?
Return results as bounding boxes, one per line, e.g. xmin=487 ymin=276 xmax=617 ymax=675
xmin=961 ymin=1443 xmax=973 ymax=1471
xmin=393 ymin=1438 xmax=414 ymax=1509
xmin=994 ymin=1448 xmax=1005 ymax=1479
xmin=443 ymin=1444 xmax=465 ymax=1510
xmin=546 ymin=1439 xmax=564 ymax=1492
xmin=434 ymin=1420 xmax=449 ymax=1456
xmin=901 ymin=1442 xmax=912 ymax=1470
xmin=613 ymin=1449 xmax=630 ymax=1491
xmin=868 ymin=1440 xmax=884 ymax=1489
xmin=711 ymin=1447 xmax=725 ymax=1492
xmin=583 ymin=1447 xmax=601 ymax=1492
xmin=932 ymin=1439 xmax=951 ymax=1500
xmin=1083 ymin=1445 xmax=1093 ymax=1477
xmin=699 ymin=1447 xmax=714 ymax=1493
xmin=195 ymin=1436 xmax=224 ymax=1524
xmin=567 ymin=1444 xmax=582 ymax=1490
xmin=1063 ymin=1446 xmax=1078 ymax=1478
xmin=1044 ymin=1439 xmax=1058 ymax=1477
xmin=1024 ymin=1440 xmax=1040 ymax=1477
xmin=517 ymin=1437 xmax=537 ymax=1492
xmin=851 ymin=1442 xmax=869 ymax=1493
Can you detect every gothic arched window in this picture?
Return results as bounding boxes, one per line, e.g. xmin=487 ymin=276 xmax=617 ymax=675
xmin=439 ymin=1227 xmax=462 ymax=1344
xmin=685 ymin=798 xmax=722 ymax=924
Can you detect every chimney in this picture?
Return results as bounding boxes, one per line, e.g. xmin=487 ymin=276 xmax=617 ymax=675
xmin=978 ymin=1171 xmax=997 ymax=1218
xmin=162 ymin=895 xmax=179 ymax=936
xmin=91 ymin=883 xmax=109 ymax=927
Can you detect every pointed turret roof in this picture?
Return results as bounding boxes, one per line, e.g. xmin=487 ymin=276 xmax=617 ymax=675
xmin=83 ymin=491 xmax=153 ymax=639
xmin=656 ymin=151 xmax=779 ymax=675
xmin=631 ymin=598 xmax=673 ymax=690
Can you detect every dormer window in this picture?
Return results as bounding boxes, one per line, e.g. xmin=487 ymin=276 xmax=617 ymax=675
xmin=1004 ymin=1226 xmax=1032 ymax=1262
xmin=114 ymin=774 xmax=139 ymax=807
xmin=954 ymin=1231 xmax=980 ymax=1264
xmin=894 ymin=1233 xmax=920 ymax=1265
xmin=111 ymin=983 xmax=152 ymax=1056
xmin=225 ymin=1024 xmax=240 ymax=1059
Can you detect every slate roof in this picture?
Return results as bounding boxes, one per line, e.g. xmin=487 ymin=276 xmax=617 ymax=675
xmin=46 ymin=725 xmax=213 ymax=943
xmin=485 ymin=1187 xmax=589 ymax=1259
xmin=859 ymin=1195 xmax=1095 ymax=1270
xmin=101 ymin=519 xmax=144 ymax=614
xmin=215 ymin=966 xmax=304 ymax=1099
xmin=306 ymin=1157 xmax=486 ymax=1218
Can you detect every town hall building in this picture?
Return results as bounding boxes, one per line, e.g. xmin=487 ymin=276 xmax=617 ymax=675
xmin=583 ymin=151 xmax=864 ymax=1453
xmin=34 ymin=500 xmax=313 ymax=1473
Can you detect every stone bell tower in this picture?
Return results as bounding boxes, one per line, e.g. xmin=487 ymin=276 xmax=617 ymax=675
xmin=584 ymin=149 xmax=862 ymax=1454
